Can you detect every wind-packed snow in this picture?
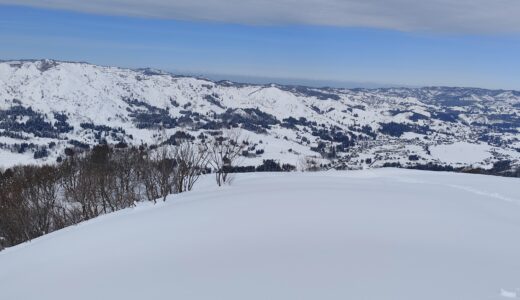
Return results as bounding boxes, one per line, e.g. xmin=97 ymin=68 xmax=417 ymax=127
xmin=1 ymin=169 xmax=519 ymax=300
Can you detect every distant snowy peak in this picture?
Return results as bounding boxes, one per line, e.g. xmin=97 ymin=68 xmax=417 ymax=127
xmin=0 ymin=59 xmax=519 ymax=170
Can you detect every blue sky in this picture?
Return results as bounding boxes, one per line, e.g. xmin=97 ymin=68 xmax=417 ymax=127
xmin=0 ymin=3 xmax=519 ymax=89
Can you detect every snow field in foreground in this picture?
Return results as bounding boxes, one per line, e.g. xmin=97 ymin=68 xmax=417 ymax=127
xmin=1 ymin=169 xmax=519 ymax=299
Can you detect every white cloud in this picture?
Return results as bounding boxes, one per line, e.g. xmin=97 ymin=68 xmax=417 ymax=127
xmin=2 ymin=0 xmax=520 ymax=33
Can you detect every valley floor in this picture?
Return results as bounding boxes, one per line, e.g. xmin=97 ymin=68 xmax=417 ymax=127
xmin=1 ymin=169 xmax=520 ymax=299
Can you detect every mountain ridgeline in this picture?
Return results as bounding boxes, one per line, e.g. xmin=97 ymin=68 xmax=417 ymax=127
xmin=0 ymin=59 xmax=519 ymax=172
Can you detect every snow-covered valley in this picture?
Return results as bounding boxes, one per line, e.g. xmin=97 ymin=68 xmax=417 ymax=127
xmin=1 ymin=169 xmax=519 ymax=300
xmin=1 ymin=59 xmax=520 ymax=171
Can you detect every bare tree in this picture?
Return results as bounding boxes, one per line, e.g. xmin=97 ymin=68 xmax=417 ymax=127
xmin=0 ymin=165 xmax=69 ymax=247
xmin=207 ymin=130 xmax=247 ymax=186
xmin=0 ymin=167 xmax=30 ymax=246
xmin=173 ymin=140 xmax=209 ymax=193
xmin=60 ymin=153 xmax=99 ymax=221
xmin=108 ymin=147 xmax=141 ymax=209
xmin=298 ymin=155 xmax=321 ymax=172
xmin=21 ymin=165 xmax=62 ymax=236
xmin=141 ymin=140 xmax=210 ymax=201
xmin=148 ymin=146 xmax=177 ymax=202
xmin=0 ymin=140 xmax=210 ymax=249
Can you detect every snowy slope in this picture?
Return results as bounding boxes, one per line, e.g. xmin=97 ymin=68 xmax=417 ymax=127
xmin=1 ymin=59 xmax=520 ymax=169
xmin=1 ymin=169 xmax=519 ymax=300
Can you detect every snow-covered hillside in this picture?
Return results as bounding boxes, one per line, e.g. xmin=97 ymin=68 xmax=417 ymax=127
xmin=1 ymin=59 xmax=520 ymax=170
xmin=1 ymin=169 xmax=519 ymax=300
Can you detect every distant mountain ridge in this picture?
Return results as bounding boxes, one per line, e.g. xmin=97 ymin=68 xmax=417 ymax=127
xmin=0 ymin=59 xmax=519 ymax=170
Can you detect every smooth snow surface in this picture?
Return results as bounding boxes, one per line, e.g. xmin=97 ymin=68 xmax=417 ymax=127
xmin=430 ymin=142 xmax=493 ymax=165
xmin=1 ymin=169 xmax=520 ymax=300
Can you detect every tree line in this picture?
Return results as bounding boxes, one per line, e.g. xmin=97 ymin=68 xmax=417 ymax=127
xmin=0 ymin=133 xmax=247 ymax=250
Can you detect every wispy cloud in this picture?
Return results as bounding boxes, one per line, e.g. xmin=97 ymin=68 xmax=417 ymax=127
xmin=1 ymin=0 xmax=519 ymax=33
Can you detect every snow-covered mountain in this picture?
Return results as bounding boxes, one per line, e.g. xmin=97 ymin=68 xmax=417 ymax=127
xmin=1 ymin=169 xmax=520 ymax=300
xmin=1 ymin=59 xmax=520 ymax=169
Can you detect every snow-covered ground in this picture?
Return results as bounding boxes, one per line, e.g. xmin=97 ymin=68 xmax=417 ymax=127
xmin=430 ymin=142 xmax=494 ymax=166
xmin=1 ymin=169 xmax=520 ymax=299
xmin=0 ymin=149 xmax=36 ymax=167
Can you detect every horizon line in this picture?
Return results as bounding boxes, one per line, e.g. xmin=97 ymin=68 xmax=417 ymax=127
xmin=2 ymin=57 xmax=519 ymax=92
